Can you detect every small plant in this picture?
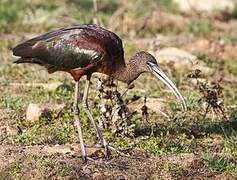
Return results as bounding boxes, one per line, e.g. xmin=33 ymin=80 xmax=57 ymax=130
xmin=187 ymin=69 xmax=228 ymax=120
xmin=96 ymin=77 xmax=137 ymax=138
xmin=185 ymin=18 xmax=213 ymax=35
xmin=225 ymin=59 xmax=237 ymax=76
xmin=203 ymin=154 xmax=237 ymax=174
xmin=198 ymin=80 xmax=228 ymax=120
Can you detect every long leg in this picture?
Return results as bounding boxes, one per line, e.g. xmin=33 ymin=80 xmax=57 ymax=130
xmin=82 ymin=76 xmax=139 ymax=160
xmin=82 ymin=75 xmax=110 ymax=158
xmin=73 ymin=81 xmax=87 ymax=163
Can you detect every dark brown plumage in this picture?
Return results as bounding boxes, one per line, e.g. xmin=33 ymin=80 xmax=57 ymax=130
xmin=13 ymin=24 xmax=124 ymax=79
xmin=12 ymin=24 xmax=187 ymax=162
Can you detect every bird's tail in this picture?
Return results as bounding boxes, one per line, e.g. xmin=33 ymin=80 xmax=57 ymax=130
xmin=12 ymin=40 xmax=46 ymax=58
xmin=13 ymin=57 xmax=43 ymax=65
xmin=12 ymin=40 xmax=47 ymax=65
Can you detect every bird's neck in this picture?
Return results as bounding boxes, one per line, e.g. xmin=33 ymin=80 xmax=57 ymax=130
xmin=111 ymin=61 xmax=143 ymax=85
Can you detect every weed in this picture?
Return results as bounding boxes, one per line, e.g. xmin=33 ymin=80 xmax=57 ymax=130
xmin=0 ymin=0 xmax=22 ymax=33
xmin=167 ymin=164 xmax=186 ymax=178
xmin=225 ymin=58 xmax=237 ymax=76
xmin=198 ymin=80 xmax=228 ymax=120
xmin=0 ymin=95 xmax=23 ymax=110
xmin=159 ymin=0 xmax=179 ymax=13
xmin=0 ymin=163 xmax=23 ymax=179
xmin=185 ymin=18 xmax=213 ymax=35
xmin=137 ymin=138 xmax=165 ymax=155
xmin=203 ymin=154 xmax=237 ymax=174
xmin=96 ymin=77 xmax=137 ymax=137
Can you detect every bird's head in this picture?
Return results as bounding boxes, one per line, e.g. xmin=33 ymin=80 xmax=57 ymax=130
xmin=131 ymin=51 xmax=187 ymax=111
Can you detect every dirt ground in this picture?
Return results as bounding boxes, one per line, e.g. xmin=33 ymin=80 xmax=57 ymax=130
xmin=1 ymin=145 xmax=235 ymax=179
xmin=0 ymin=0 xmax=237 ymax=179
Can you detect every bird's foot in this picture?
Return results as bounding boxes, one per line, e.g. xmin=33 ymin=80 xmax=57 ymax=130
xmin=99 ymin=139 xmax=111 ymax=160
xmin=82 ymin=155 xmax=87 ymax=164
xmin=106 ymin=145 xmax=137 ymax=159
xmin=86 ymin=142 xmax=139 ymax=160
xmin=82 ymin=156 xmax=101 ymax=163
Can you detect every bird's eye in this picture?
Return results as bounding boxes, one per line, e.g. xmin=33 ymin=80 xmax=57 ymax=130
xmin=147 ymin=61 xmax=155 ymax=66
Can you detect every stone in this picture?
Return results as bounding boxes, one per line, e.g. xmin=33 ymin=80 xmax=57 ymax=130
xmin=42 ymin=144 xmax=72 ymax=154
xmin=42 ymin=144 xmax=101 ymax=156
xmin=188 ymin=39 xmax=210 ymax=53
xmin=173 ymin=0 xmax=236 ymax=13
xmin=26 ymin=104 xmax=42 ymax=121
xmin=128 ymin=97 xmax=170 ymax=118
xmin=26 ymin=103 xmax=66 ymax=121
xmin=215 ymin=172 xmax=237 ymax=180
xmin=223 ymin=45 xmax=237 ymax=59
xmin=0 ymin=125 xmax=18 ymax=137
xmin=128 ymin=97 xmax=165 ymax=112
xmin=183 ymin=154 xmax=203 ymax=168
xmin=150 ymin=47 xmax=212 ymax=75
xmin=189 ymin=78 xmax=208 ymax=85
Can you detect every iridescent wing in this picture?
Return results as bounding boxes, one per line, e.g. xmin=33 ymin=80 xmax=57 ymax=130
xmin=13 ymin=24 xmax=124 ymax=72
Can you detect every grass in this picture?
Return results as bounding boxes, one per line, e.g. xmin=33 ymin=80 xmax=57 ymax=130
xmin=0 ymin=163 xmax=23 ymax=179
xmin=204 ymin=154 xmax=237 ymax=174
xmin=185 ymin=18 xmax=213 ymax=35
xmin=225 ymin=58 xmax=237 ymax=76
xmin=0 ymin=0 xmax=23 ymax=33
xmin=159 ymin=0 xmax=179 ymax=13
xmin=0 ymin=0 xmax=237 ymax=179
xmin=0 ymin=154 xmax=81 ymax=179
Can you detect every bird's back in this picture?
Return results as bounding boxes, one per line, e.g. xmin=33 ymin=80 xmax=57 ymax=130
xmin=13 ymin=24 xmax=125 ymax=73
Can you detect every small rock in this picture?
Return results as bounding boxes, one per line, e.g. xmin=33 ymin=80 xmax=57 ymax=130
xmin=26 ymin=103 xmax=66 ymax=121
xmin=0 ymin=125 xmax=18 ymax=137
xmin=189 ymin=78 xmax=208 ymax=85
xmin=26 ymin=104 xmax=43 ymax=122
xmin=215 ymin=172 xmax=237 ymax=180
xmin=173 ymin=0 xmax=236 ymax=13
xmin=183 ymin=154 xmax=203 ymax=168
xmin=128 ymin=97 xmax=165 ymax=112
xmin=150 ymin=47 xmax=212 ymax=75
xmin=6 ymin=126 xmax=18 ymax=136
xmin=43 ymin=144 xmax=72 ymax=154
xmin=188 ymin=39 xmax=211 ymax=53
xmin=42 ymin=144 xmax=101 ymax=156
xmin=155 ymin=47 xmax=198 ymax=63
xmin=19 ymin=144 xmax=101 ymax=157
xmin=223 ymin=45 xmax=237 ymax=59
xmin=128 ymin=97 xmax=170 ymax=117
xmin=92 ymin=172 xmax=109 ymax=179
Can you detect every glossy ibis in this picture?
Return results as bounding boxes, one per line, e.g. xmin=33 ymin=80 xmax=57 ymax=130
xmin=12 ymin=24 xmax=187 ymax=162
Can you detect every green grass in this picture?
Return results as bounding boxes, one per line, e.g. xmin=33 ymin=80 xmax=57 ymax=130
xmin=204 ymin=154 xmax=237 ymax=174
xmin=0 ymin=0 xmax=237 ymax=178
xmin=159 ymin=0 xmax=179 ymax=13
xmin=0 ymin=163 xmax=23 ymax=179
xmin=185 ymin=18 xmax=213 ymax=35
xmin=225 ymin=58 xmax=237 ymax=76
xmin=0 ymin=0 xmax=23 ymax=32
xmin=165 ymin=163 xmax=186 ymax=178
xmin=0 ymin=155 xmax=80 ymax=179
xmin=224 ymin=138 xmax=237 ymax=159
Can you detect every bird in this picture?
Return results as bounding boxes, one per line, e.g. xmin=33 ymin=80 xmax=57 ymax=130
xmin=12 ymin=24 xmax=187 ymax=163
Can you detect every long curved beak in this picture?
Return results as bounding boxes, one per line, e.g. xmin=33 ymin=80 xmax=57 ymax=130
xmin=147 ymin=63 xmax=187 ymax=111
